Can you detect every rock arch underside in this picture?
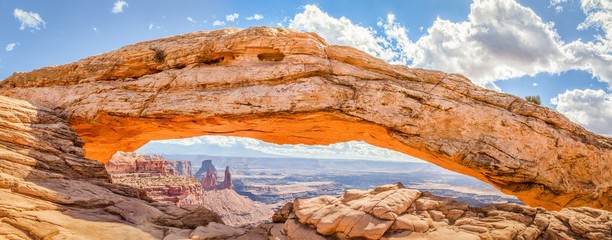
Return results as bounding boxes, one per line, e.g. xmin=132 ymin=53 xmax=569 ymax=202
xmin=0 ymin=27 xmax=610 ymax=212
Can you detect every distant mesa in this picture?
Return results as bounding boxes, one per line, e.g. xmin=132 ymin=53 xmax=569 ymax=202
xmin=195 ymin=159 xmax=217 ymax=180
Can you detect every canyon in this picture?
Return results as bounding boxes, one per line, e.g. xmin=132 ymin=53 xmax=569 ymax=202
xmin=105 ymin=151 xmax=272 ymax=227
xmin=0 ymin=26 xmax=610 ymax=239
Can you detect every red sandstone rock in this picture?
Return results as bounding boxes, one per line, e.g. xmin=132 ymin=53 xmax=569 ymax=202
xmin=201 ymin=167 xmax=219 ymax=190
xmin=220 ymin=166 xmax=234 ymax=190
xmin=106 ymin=151 xmax=203 ymax=206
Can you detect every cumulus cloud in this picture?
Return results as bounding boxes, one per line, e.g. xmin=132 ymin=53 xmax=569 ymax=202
xmin=5 ymin=43 xmax=17 ymax=52
xmin=289 ymin=1 xmax=612 ymax=91
xmin=246 ymin=14 xmax=264 ymax=21
xmin=112 ymin=0 xmax=128 ymax=14
xmin=226 ymin=13 xmax=239 ymax=22
xmin=13 ymin=8 xmax=46 ymax=31
xmin=290 ymin=2 xmax=566 ymax=88
xmin=212 ymin=20 xmax=225 ymax=26
xmin=552 ymin=89 xmax=612 ymax=136
xmin=289 ymin=5 xmax=397 ymax=66
xmin=562 ymin=0 xmax=612 ymax=87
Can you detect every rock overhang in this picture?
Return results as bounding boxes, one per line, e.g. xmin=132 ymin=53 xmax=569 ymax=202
xmin=0 ymin=26 xmax=610 ymax=211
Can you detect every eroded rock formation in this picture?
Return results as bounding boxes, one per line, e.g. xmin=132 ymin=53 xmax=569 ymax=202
xmin=283 ymin=183 xmax=612 ymax=240
xmin=201 ymin=167 xmax=219 ymax=190
xmin=0 ymin=27 xmax=610 ymax=210
xmin=198 ymin=161 xmax=234 ymax=191
xmin=0 ymin=96 xmax=223 ymax=239
xmin=220 ymin=166 xmax=234 ymax=190
xmin=106 ymin=151 xmax=203 ymax=206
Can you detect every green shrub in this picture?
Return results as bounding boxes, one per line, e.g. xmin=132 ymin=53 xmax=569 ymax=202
xmin=151 ymin=47 xmax=165 ymax=63
xmin=525 ymin=95 xmax=541 ymax=105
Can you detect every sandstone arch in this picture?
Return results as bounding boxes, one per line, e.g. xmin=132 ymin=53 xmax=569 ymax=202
xmin=1 ymin=27 xmax=610 ymax=211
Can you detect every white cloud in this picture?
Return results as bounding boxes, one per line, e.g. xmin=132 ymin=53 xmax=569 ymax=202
xmin=226 ymin=13 xmax=239 ymax=22
xmin=13 ymin=8 xmax=46 ymax=31
xmin=5 ymin=43 xmax=17 ymax=52
xmin=246 ymin=14 xmax=264 ymax=21
xmin=552 ymin=89 xmax=612 ymax=136
xmin=578 ymin=0 xmax=611 ymax=39
xmin=142 ymin=136 xmax=423 ymax=162
xmin=148 ymin=23 xmax=153 ymax=30
xmin=112 ymin=0 xmax=128 ymax=14
xmin=561 ymin=0 xmax=612 ymax=86
xmin=92 ymin=27 xmax=98 ymax=32
xmin=289 ymin=5 xmax=397 ymax=67
xmin=187 ymin=16 xmax=195 ymax=23
xmin=289 ymin=1 xmax=611 ymax=91
xmin=533 ymin=82 xmax=538 ymax=87
xmin=550 ymin=0 xmax=568 ymax=11
xmin=410 ymin=0 xmax=566 ymax=86
xmin=212 ymin=20 xmax=225 ymax=26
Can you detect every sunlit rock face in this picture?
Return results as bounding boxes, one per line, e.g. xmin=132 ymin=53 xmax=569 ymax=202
xmin=1 ymin=27 xmax=611 ymax=210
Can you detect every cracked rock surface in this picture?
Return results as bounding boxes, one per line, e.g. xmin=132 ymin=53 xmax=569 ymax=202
xmin=283 ymin=183 xmax=612 ymax=240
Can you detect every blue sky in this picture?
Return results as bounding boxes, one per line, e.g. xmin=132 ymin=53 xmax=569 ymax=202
xmin=1 ymin=0 xmax=611 ymax=159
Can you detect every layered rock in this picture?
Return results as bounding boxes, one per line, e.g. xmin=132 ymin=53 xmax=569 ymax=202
xmin=0 ymin=95 xmax=223 ymax=239
xmin=107 ymin=151 xmax=202 ymax=206
xmin=201 ymin=189 xmax=275 ymax=227
xmin=107 ymin=151 xmax=193 ymax=177
xmin=283 ymin=183 xmax=612 ymax=240
xmin=1 ymin=27 xmax=609 ymax=210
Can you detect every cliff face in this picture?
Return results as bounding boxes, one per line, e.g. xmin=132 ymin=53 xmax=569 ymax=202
xmin=0 ymin=27 xmax=610 ymax=210
xmin=107 ymin=151 xmax=192 ymax=177
xmin=106 ymin=151 xmax=203 ymax=206
xmin=0 ymin=96 xmax=222 ymax=239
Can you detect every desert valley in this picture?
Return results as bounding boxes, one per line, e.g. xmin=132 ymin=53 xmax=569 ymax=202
xmin=0 ymin=3 xmax=611 ymax=239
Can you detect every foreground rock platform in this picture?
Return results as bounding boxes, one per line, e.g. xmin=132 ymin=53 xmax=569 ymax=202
xmin=0 ymin=27 xmax=610 ymax=210
xmin=283 ymin=183 xmax=612 ymax=240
